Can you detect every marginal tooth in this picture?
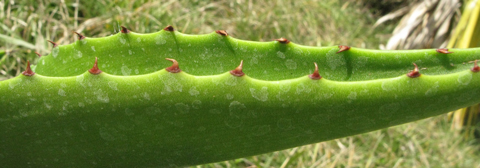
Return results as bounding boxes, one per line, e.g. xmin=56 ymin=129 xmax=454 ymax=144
xmin=407 ymin=63 xmax=421 ymax=78
xmin=165 ymin=58 xmax=181 ymax=73
xmin=164 ymin=25 xmax=174 ymax=31
xmin=275 ymin=38 xmax=290 ymax=44
xmin=120 ymin=26 xmax=131 ymax=33
xmin=336 ymin=45 xmax=351 ymax=53
xmin=35 ymin=52 xmax=42 ymax=57
xmin=47 ymin=40 xmax=58 ymax=48
xmin=22 ymin=61 xmax=35 ymax=76
xmin=73 ymin=31 xmax=86 ymax=40
xmin=436 ymin=48 xmax=453 ymax=54
xmin=308 ymin=62 xmax=322 ymax=80
xmin=88 ymin=57 xmax=102 ymax=75
xmin=230 ymin=60 xmax=245 ymax=77
xmin=471 ymin=60 xmax=479 ymax=72
xmin=215 ymin=30 xmax=228 ymax=36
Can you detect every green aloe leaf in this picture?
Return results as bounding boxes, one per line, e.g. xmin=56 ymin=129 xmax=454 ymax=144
xmin=1 ymin=28 xmax=480 ymax=167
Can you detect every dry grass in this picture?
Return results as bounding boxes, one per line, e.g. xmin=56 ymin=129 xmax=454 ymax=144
xmin=1 ymin=0 xmax=479 ymax=167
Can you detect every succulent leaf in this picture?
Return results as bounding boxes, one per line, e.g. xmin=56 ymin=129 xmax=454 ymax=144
xmin=1 ymin=28 xmax=480 ymax=167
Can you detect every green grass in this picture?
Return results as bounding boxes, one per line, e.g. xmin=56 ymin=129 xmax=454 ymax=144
xmin=1 ymin=0 xmax=479 ymax=167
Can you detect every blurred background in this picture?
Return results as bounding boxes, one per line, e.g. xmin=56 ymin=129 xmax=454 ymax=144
xmin=1 ymin=0 xmax=480 ymax=167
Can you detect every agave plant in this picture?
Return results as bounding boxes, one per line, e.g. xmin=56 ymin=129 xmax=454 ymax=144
xmin=447 ymin=0 xmax=480 ymax=138
xmin=377 ymin=0 xmax=480 ymax=138
xmin=1 ymin=24 xmax=480 ymax=167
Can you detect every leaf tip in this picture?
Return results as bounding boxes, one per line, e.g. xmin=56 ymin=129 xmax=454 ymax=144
xmin=22 ymin=61 xmax=35 ymax=76
xmin=164 ymin=25 xmax=174 ymax=31
xmin=47 ymin=40 xmax=58 ymax=48
xmin=73 ymin=31 xmax=86 ymax=40
xmin=436 ymin=48 xmax=453 ymax=54
xmin=472 ymin=60 xmax=479 ymax=72
xmin=407 ymin=63 xmax=421 ymax=78
xmin=215 ymin=30 xmax=228 ymax=36
xmin=275 ymin=38 xmax=290 ymax=44
xmin=337 ymin=45 xmax=351 ymax=53
xmin=308 ymin=62 xmax=322 ymax=80
xmin=35 ymin=52 xmax=42 ymax=57
xmin=165 ymin=58 xmax=181 ymax=73
xmin=230 ymin=60 xmax=245 ymax=77
xmin=120 ymin=26 xmax=131 ymax=34
xmin=88 ymin=57 xmax=102 ymax=75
